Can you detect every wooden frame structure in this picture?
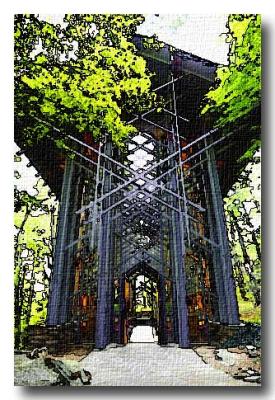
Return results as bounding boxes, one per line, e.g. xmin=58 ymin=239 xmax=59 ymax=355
xmin=15 ymin=37 xmax=259 ymax=350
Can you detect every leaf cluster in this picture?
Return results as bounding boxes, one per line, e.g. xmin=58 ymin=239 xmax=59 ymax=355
xmin=202 ymin=15 xmax=261 ymax=141
xmin=15 ymin=14 xmax=156 ymax=147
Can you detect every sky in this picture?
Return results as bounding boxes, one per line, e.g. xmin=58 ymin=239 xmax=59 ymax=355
xmin=41 ymin=14 xmax=229 ymax=64
xmin=137 ymin=14 xmax=229 ymax=64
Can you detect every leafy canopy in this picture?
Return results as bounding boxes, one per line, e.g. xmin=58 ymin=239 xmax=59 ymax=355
xmin=15 ymin=14 xmax=156 ymax=147
xmin=202 ymin=14 xmax=261 ymax=130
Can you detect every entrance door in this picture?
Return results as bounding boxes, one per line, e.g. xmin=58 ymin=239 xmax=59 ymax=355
xmin=116 ymin=263 xmax=169 ymax=345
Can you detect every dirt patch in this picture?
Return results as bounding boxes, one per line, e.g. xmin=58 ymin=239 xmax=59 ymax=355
xmin=51 ymin=344 xmax=93 ymax=361
xmin=193 ymin=345 xmax=261 ymax=384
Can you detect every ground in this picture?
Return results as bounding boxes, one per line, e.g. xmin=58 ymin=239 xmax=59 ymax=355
xmin=79 ymin=343 xmax=259 ymax=386
xmin=14 ymin=326 xmax=261 ymax=386
xmin=194 ymin=345 xmax=261 ymax=383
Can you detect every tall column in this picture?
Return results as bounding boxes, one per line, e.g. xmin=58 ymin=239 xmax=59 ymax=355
xmin=95 ymin=142 xmax=113 ymax=349
xmin=95 ymin=211 xmax=112 ymax=349
xmin=169 ymin=210 xmax=190 ymax=347
xmin=167 ymin=135 xmax=189 ymax=347
xmin=168 ymin=219 xmax=179 ymax=343
xmin=158 ymin=216 xmax=168 ymax=345
xmin=59 ymin=168 xmax=82 ymax=323
xmin=118 ymin=274 xmax=126 ymax=345
xmin=203 ymin=174 xmax=228 ymax=323
xmin=117 ymin=229 xmax=127 ymax=345
xmin=206 ymin=146 xmax=239 ymax=325
xmin=106 ymin=216 xmax=115 ymax=344
xmin=167 ymin=166 xmax=189 ymax=346
xmin=47 ymin=158 xmax=74 ymax=326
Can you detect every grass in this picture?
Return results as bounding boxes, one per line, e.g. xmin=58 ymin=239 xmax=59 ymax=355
xmin=237 ymin=289 xmax=261 ymax=324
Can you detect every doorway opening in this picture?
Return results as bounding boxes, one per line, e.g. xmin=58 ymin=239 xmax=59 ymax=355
xmin=122 ymin=263 xmax=160 ymax=344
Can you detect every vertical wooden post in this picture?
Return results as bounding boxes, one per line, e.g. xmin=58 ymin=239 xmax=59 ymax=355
xmin=95 ymin=212 xmax=112 ymax=349
xmin=206 ymin=146 xmax=239 ymax=325
xmin=169 ymin=210 xmax=190 ymax=347
xmin=47 ymin=158 xmax=74 ymax=326
xmin=158 ymin=216 xmax=168 ymax=345
xmin=95 ymin=142 xmax=113 ymax=349
xmin=167 ymin=161 xmax=189 ymax=346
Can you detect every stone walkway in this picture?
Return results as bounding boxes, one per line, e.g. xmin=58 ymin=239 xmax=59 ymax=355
xmin=80 ymin=341 xmax=258 ymax=386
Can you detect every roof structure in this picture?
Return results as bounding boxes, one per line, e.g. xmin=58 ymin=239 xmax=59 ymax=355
xmin=14 ymin=34 xmax=259 ymax=199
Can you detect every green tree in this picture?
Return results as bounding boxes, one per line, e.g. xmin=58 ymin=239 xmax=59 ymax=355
xmin=202 ymin=14 xmax=261 ymax=157
xmin=202 ymin=14 xmax=261 ymax=323
xmin=224 ymin=150 xmax=261 ymax=323
xmin=14 ymin=14 xmax=156 ymax=148
xmin=14 ymin=174 xmax=58 ymax=348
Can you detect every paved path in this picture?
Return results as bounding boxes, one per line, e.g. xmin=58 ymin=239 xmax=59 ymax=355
xmin=80 ymin=342 xmax=258 ymax=386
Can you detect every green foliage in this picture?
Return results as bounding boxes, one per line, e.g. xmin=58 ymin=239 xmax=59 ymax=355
xmin=239 ymin=138 xmax=261 ymax=163
xmin=14 ymin=187 xmax=48 ymax=213
xmin=142 ymin=35 xmax=165 ymax=51
xmin=14 ymin=14 xmax=156 ymax=147
xmin=236 ymin=289 xmax=261 ymax=324
xmin=14 ymin=173 xmax=58 ymax=348
xmin=224 ymin=150 xmax=261 ymax=322
xmin=201 ymin=14 xmax=261 ymax=322
xmin=202 ymin=14 xmax=261 ymax=143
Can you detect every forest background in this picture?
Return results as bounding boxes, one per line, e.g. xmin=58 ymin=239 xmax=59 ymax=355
xmin=13 ymin=14 xmax=261 ymax=348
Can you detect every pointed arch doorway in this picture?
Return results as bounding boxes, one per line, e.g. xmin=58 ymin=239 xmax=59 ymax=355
xmin=116 ymin=262 xmax=169 ymax=346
